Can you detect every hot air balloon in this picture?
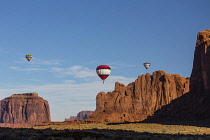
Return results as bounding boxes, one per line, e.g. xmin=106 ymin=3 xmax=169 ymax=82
xmin=96 ymin=65 xmax=111 ymax=84
xmin=26 ymin=54 xmax=32 ymax=61
xmin=143 ymin=62 xmax=151 ymax=69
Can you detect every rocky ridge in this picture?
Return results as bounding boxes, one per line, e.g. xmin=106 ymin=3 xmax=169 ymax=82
xmin=88 ymin=70 xmax=190 ymax=123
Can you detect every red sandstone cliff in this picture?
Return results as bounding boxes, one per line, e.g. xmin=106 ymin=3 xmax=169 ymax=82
xmin=88 ymin=71 xmax=189 ymax=123
xmin=190 ymin=29 xmax=210 ymax=96
xmin=0 ymin=93 xmax=51 ymax=125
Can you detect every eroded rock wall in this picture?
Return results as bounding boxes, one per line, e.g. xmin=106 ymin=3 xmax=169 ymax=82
xmin=0 ymin=93 xmax=51 ymax=125
xmin=143 ymin=29 xmax=210 ymax=123
xmin=190 ymin=29 xmax=210 ymax=96
xmin=89 ymin=70 xmax=189 ymax=123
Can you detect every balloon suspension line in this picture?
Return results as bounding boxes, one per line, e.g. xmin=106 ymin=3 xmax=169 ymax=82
xmin=103 ymin=80 xmax=104 ymax=84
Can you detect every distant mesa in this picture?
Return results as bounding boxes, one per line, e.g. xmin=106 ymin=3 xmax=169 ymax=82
xmin=0 ymin=92 xmax=51 ymax=125
xmin=65 ymin=111 xmax=94 ymax=121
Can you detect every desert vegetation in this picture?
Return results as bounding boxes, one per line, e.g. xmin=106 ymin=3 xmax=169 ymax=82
xmin=33 ymin=123 xmax=210 ymax=135
xmin=16 ymin=122 xmax=209 ymax=139
xmin=1 ymin=123 xmax=210 ymax=139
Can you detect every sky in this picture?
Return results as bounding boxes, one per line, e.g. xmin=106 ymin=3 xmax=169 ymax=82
xmin=0 ymin=0 xmax=209 ymax=121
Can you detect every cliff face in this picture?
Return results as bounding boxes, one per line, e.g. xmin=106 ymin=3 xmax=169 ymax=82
xmin=65 ymin=111 xmax=94 ymax=121
xmin=190 ymin=29 xmax=210 ymax=96
xmin=143 ymin=29 xmax=210 ymax=123
xmin=89 ymin=70 xmax=189 ymax=123
xmin=0 ymin=93 xmax=51 ymax=125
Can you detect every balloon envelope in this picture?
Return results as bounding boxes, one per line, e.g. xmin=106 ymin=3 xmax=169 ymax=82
xmin=143 ymin=62 xmax=151 ymax=69
xmin=96 ymin=65 xmax=111 ymax=82
xmin=26 ymin=54 xmax=32 ymax=61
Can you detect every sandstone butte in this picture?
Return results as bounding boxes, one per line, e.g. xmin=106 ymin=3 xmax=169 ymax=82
xmin=143 ymin=29 xmax=210 ymax=123
xmin=0 ymin=92 xmax=50 ymax=125
xmin=65 ymin=111 xmax=94 ymax=121
xmin=87 ymin=70 xmax=190 ymax=123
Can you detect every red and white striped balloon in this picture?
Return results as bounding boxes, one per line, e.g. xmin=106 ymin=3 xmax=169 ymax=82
xmin=96 ymin=65 xmax=111 ymax=83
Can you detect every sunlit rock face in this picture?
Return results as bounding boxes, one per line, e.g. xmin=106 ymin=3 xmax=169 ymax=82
xmin=0 ymin=92 xmax=51 ymax=125
xmin=88 ymin=70 xmax=189 ymax=123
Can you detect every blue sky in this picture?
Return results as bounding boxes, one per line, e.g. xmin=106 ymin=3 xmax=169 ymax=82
xmin=0 ymin=0 xmax=209 ymax=121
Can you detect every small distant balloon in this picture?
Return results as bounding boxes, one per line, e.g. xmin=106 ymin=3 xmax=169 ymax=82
xmin=143 ymin=62 xmax=151 ymax=69
xmin=96 ymin=65 xmax=111 ymax=84
xmin=26 ymin=54 xmax=32 ymax=61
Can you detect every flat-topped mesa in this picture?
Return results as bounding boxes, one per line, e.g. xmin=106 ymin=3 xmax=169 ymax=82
xmin=65 ymin=111 xmax=94 ymax=121
xmin=0 ymin=92 xmax=50 ymax=125
xmin=89 ymin=70 xmax=189 ymax=123
xmin=13 ymin=92 xmax=39 ymax=96
xmin=7 ymin=92 xmax=40 ymax=99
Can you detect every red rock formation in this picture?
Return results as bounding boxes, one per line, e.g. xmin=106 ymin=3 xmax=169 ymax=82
xmin=88 ymin=71 xmax=189 ymax=123
xmin=190 ymin=29 xmax=210 ymax=96
xmin=77 ymin=111 xmax=94 ymax=120
xmin=0 ymin=93 xmax=51 ymax=125
xmin=144 ymin=29 xmax=210 ymax=123
xmin=65 ymin=116 xmax=78 ymax=121
xmin=65 ymin=111 xmax=94 ymax=121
